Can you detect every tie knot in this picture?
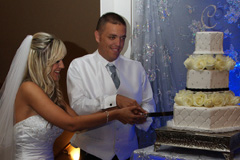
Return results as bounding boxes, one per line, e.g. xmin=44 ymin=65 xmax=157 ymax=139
xmin=108 ymin=64 xmax=116 ymax=73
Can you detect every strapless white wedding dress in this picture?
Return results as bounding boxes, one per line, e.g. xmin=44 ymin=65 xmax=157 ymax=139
xmin=14 ymin=115 xmax=63 ymax=160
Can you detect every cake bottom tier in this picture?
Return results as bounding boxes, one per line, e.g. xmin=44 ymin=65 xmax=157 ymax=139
xmin=168 ymin=104 xmax=240 ymax=133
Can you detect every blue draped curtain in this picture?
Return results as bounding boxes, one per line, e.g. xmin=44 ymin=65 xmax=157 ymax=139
xmin=132 ymin=0 xmax=240 ymax=148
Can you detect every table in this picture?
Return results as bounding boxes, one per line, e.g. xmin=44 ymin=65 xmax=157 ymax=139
xmin=131 ymin=145 xmax=240 ymax=160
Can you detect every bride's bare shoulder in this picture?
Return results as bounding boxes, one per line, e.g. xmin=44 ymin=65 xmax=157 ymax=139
xmin=18 ymin=81 xmax=43 ymax=95
xmin=20 ymin=81 xmax=40 ymax=89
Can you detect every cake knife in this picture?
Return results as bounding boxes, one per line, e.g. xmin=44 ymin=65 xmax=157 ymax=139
xmin=143 ymin=111 xmax=173 ymax=117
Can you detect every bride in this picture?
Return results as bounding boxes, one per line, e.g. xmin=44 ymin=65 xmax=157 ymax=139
xmin=0 ymin=32 xmax=146 ymax=160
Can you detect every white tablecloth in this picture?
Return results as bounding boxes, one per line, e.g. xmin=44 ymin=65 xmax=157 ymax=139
xmin=130 ymin=145 xmax=240 ymax=160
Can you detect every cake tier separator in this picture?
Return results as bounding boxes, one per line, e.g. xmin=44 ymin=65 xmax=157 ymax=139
xmin=154 ymin=127 xmax=240 ymax=160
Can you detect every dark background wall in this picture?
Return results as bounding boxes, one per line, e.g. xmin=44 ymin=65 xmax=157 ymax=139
xmin=0 ymin=1 xmax=100 ymax=156
xmin=0 ymin=1 xmax=100 ymax=99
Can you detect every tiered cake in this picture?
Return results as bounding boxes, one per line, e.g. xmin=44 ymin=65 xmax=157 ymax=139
xmin=168 ymin=31 xmax=240 ymax=133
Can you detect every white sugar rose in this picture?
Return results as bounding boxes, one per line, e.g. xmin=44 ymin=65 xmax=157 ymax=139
xmin=192 ymin=92 xmax=207 ymax=107
xmin=204 ymin=96 xmax=213 ymax=107
xmin=205 ymin=55 xmax=215 ymax=70
xmin=210 ymin=92 xmax=226 ymax=106
xmin=174 ymin=90 xmax=193 ymax=106
xmin=225 ymin=90 xmax=235 ymax=96
xmin=193 ymin=57 xmax=207 ymax=71
xmin=215 ymin=55 xmax=226 ymax=71
xmin=179 ymin=89 xmax=193 ymax=95
xmin=228 ymin=95 xmax=240 ymax=105
xmin=225 ymin=56 xmax=236 ymax=70
xmin=223 ymin=91 xmax=235 ymax=105
xmin=183 ymin=94 xmax=193 ymax=106
xmin=184 ymin=56 xmax=194 ymax=69
xmin=174 ymin=93 xmax=184 ymax=105
xmin=215 ymin=55 xmax=225 ymax=61
xmin=215 ymin=60 xmax=226 ymax=71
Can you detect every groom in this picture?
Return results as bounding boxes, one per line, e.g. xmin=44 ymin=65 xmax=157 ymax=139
xmin=67 ymin=12 xmax=156 ymax=160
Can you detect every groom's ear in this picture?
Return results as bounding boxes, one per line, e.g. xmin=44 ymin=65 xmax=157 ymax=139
xmin=94 ymin=30 xmax=100 ymax=43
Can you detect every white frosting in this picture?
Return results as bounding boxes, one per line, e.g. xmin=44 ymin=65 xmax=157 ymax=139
xmin=170 ymin=104 xmax=240 ymax=133
xmin=186 ymin=70 xmax=229 ymax=89
xmin=170 ymin=31 xmax=239 ymax=133
xmin=193 ymin=32 xmax=224 ymax=55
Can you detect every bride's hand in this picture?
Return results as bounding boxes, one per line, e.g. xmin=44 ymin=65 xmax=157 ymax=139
xmin=116 ymin=106 xmax=147 ymax=125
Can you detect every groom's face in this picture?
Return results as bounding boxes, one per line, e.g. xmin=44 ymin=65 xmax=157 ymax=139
xmin=95 ymin=22 xmax=126 ymax=62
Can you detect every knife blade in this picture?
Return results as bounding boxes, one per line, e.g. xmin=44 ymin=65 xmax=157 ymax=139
xmin=143 ymin=111 xmax=173 ymax=117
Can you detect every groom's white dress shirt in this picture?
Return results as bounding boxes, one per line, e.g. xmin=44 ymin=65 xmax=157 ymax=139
xmin=67 ymin=50 xmax=156 ymax=160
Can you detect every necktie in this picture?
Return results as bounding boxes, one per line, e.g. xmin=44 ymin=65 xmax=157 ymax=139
xmin=108 ymin=64 xmax=120 ymax=89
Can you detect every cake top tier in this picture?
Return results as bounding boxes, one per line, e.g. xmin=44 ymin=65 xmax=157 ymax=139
xmin=193 ymin=32 xmax=224 ymax=55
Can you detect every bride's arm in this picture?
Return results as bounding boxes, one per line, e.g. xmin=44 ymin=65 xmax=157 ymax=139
xmin=18 ymin=81 xmax=146 ymax=132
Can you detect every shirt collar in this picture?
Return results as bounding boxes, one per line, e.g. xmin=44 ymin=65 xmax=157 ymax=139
xmin=96 ymin=50 xmax=121 ymax=68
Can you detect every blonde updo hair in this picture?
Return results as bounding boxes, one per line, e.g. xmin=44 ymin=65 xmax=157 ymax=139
xmin=23 ymin=32 xmax=67 ymax=110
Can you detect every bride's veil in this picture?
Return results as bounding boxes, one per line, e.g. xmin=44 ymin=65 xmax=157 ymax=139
xmin=0 ymin=35 xmax=32 ymax=160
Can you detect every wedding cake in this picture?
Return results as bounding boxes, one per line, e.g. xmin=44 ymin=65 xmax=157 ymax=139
xmin=168 ymin=31 xmax=240 ymax=133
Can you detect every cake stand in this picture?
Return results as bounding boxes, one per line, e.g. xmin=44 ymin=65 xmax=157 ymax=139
xmin=154 ymin=127 xmax=240 ymax=160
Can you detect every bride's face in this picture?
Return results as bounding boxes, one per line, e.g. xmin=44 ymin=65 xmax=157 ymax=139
xmin=50 ymin=59 xmax=65 ymax=81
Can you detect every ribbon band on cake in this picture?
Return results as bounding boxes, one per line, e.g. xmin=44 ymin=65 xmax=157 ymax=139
xmin=185 ymin=87 xmax=229 ymax=92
